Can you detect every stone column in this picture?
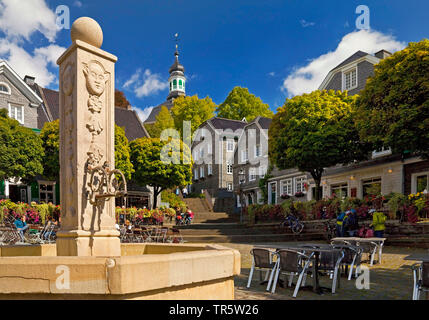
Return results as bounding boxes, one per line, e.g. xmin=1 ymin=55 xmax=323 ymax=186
xmin=56 ymin=17 xmax=120 ymax=256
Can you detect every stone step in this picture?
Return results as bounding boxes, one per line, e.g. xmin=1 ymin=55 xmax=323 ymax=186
xmin=182 ymin=232 xmax=325 ymax=243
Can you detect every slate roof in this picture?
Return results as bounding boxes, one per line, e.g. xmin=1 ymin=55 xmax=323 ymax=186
xmin=331 ymin=51 xmax=369 ymax=72
xmin=115 ymin=107 xmax=149 ymax=141
xmin=257 ymin=116 xmax=272 ymax=130
xmin=143 ymin=99 xmax=173 ymax=124
xmin=208 ymin=117 xmax=248 ymax=131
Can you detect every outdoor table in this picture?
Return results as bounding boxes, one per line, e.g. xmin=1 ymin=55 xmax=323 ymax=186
xmin=404 ymin=254 xmax=429 ymax=300
xmin=332 ymin=237 xmax=386 ymax=264
xmin=255 ymin=244 xmax=343 ymax=295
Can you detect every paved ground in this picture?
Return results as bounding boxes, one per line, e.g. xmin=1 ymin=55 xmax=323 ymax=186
xmin=219 ymin=241 xmax=428 ymax=300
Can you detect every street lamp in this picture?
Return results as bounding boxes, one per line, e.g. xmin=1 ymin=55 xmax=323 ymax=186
xmin=238 ymin=169 xmax=245 ymax=224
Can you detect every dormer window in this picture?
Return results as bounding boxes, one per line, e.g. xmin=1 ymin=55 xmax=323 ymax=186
xmin=343 ymin=68 xmax=357 ymax=91
xmin=0 ymin=82 xmax=11 ymax=95
xmin=173 ymin=79 xmax=177 ymax=90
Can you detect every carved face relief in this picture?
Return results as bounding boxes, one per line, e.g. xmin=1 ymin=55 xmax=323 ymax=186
xmin=62 ymin=64 xmax=74 ymax=96
xmin=83 ymin=61 xmax=108 ymax=97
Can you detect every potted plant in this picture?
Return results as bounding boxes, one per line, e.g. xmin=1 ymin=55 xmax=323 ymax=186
xmin=281 ymin=193 xmax=291 ymax=200
xmin=294 ymin=191 xmax=305 ymax=198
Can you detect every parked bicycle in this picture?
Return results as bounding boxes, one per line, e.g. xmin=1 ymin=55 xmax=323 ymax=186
xmin=323 ymin=220 xmax=337 ymax=241
xmin=279 ymin=215 xmax=304 ymax=234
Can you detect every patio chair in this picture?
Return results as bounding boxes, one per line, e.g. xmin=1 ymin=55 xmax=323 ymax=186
xmin=2 ymin=218 xmax=23 ymax=244
xmin=331 ymin=244 xmax=362 ymax=280
xmin=166 ymin=227 xmax=184 ymax=243
xmin=412 ymin=262 xmax=429 ymax=300
xmin=247 ymin=248 xmax=277 ymax=291
xmin=317 ymin=250 xmax=345 ymax=294
xmin=270 ymin=249 xmax=314 ymax=297
xmin=356 ymin=241 xmax=378 ymax=266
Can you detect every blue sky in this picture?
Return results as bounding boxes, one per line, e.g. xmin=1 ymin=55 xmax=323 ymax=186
xmin=0 ymin=0 xmax=428 ymax=121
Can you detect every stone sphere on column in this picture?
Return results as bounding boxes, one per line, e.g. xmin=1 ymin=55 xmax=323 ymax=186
xmin=71 ymin=17 xmax=103 ymax=48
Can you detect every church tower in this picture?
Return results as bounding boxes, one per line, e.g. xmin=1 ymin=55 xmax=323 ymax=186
xmin=167 ymin=34 xmax=186 ymax=101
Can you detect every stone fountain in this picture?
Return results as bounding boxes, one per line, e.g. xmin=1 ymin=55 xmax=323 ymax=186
xmin=0 ymin=17 xmax=240 ymax=300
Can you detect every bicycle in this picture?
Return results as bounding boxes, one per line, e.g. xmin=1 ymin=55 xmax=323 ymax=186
xmin=323 ymin=220 xmax=337 ymax=241
xmin=279 ymin=215 xmax=304 ymax=234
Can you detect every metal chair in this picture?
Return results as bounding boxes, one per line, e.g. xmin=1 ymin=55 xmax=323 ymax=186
xmin=247 ymin=248 xmax=277 ymax=291
xmin=317 ymin=250 xmax=345 ymax=294
xmin=331 ymin=243 xmax=362 ymax=280
xmin=270 ymin=249 xmax=314 ymax=297
xmin=357 ymin=241 xmax=378 ymax=266
xmin=412 ymin=262 xmax=429 ymax=300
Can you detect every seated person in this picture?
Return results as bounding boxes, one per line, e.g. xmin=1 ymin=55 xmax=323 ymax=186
xmin=14 ymin=215 xmax=29 ymax=242
xmin=43 ymin=217 xmax=58 ymax=240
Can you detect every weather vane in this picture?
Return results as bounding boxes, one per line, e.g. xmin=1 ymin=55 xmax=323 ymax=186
xmin=174 ymin=33 xmax=179 ymax=51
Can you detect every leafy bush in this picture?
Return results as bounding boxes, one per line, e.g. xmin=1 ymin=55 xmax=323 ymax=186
xmin=187 ymin=192 xmax=205 ymax=199
xmin=161 ymin=191 xmax=187 ymax=210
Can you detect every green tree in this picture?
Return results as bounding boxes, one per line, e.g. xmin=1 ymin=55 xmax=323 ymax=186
xmin=144 ymin=123 xmax=156 ymax=138
xmin=355 ymin=39 xmax=429 ymax=159
xmin=0 ymin=109 xmax=44 ymax=182
xmin=171 ymin=95 xmax=216 ymax=136
xmin=40 ymin=121 xmax=134 ymax=181
xmin=150 ymin=106 xmax=175 ymax=138
xmin=269 ymin=90 xmax=370 ymax=200
xmin=40 ymin=119 xmax=60 ymax=181
xmin=115 ymin=125 xmax=134 ymax=180
xmin=130 ymin=137 xmax=193 ymax=208
xmin=216 ymin=87 xmax=273 ymax=122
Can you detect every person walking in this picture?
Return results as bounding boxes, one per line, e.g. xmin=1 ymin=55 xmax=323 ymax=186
xmin=371 ymin=209 xmax=387 ymax=238
xmin=182 ymin=187 xmax=188 ymax=198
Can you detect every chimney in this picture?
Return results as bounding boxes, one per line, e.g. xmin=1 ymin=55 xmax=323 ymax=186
xmin=24 ymin=75 xmax=35 ymax=86
xmin=375 ymin=50 xmax=392 ymax=60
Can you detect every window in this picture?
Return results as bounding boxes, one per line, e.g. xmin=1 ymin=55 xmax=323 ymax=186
xmin=249 ymin=168 xmax=257 ymax=181
xmin=227 ymin=182 xmax=233 ymax=191
xmin=295 ymin=176 xmax=307 ymax=193
xmin=179 ymin=79 xmax=183 ymax=89
xmin=281 ymin=179 xmax=293 ymax=196
xmin=255 ymin=145 xmax=261 ymax=157
xmin=208 ymin=164 xmax=213 ymax=175
xmin=8 ymin=104 xmax=24 ymax=124
xmin=269 ymin=182 xmax=277 ymax=204
xmin=200 ymin=166 xmax=205 ymax=178
xmin=344 ymin=68 xmax=357 ymax=91
xmin=241 ymin=150 xmax=248 ymax=162
xmin=259 ymin=166 xmax=267 ymax=177
xmin=173 ymin=79 xmax=177 ymax=90
xmin=362 ymin=178 xmax=382 ymax=197
xmin=226 ymin=161 xmax=233 ymax=174
xmin=227 ymin=139 xmax=234 ymax=152
xmin=0 ymin=83 xmax=10 ymax=94
xmin=331 ymin=183 xmax=348 ymax=199
xmin=416 ymin=175 xmax=428 ymax=193
xmin=194 ymin=169 xmax=199 ymax=180
xmin=39 ymin=183 xmax=54 ymax=203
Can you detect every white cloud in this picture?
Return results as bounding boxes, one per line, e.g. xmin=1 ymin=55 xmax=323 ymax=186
xmin=123 ymin=69 xmax=169 ymax=98
xmin=267 ymin=72 xmax=276 ymax=77
xmin=0 ymin=0 xmax=58 ymax=42
xmin=0 ymin=39 xmax=66 ymax=87
xmin=135 ymin=106 xmax=154 ymax=122
xmin=74 ymin=1 xmax=83 ymax=7
xmin=300 ymin=19 xmax=315 ymax=28
xmin=282 ymin=29 xmax=406 ymax=97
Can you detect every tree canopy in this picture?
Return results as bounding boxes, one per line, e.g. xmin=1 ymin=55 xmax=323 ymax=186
xmin=216 ymin=87 xmax=273 ymax=122
xmin=40 ymin=120 xmax=134 ymax=181
xmin=115 ymin=89 xmax=131 ymax=109
xmin=150 ymin=106 xmax=175 ymax=138
xmin=269 ymin=90 xmax=371 ymax=200
xmin=171 ymin=95 xmax=216 ymax=137
xmin=129 ymin=137 xmax=193 ymax=208
xmin=40 ymin=119 xmax=60 ymax=181
xmin=355 ymin=39 xmax=429 ymax=159
xmin=114 ymin=125 xmax=134 ymax=180
xmin=0 ymin=109 xmax=44 ymax=182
